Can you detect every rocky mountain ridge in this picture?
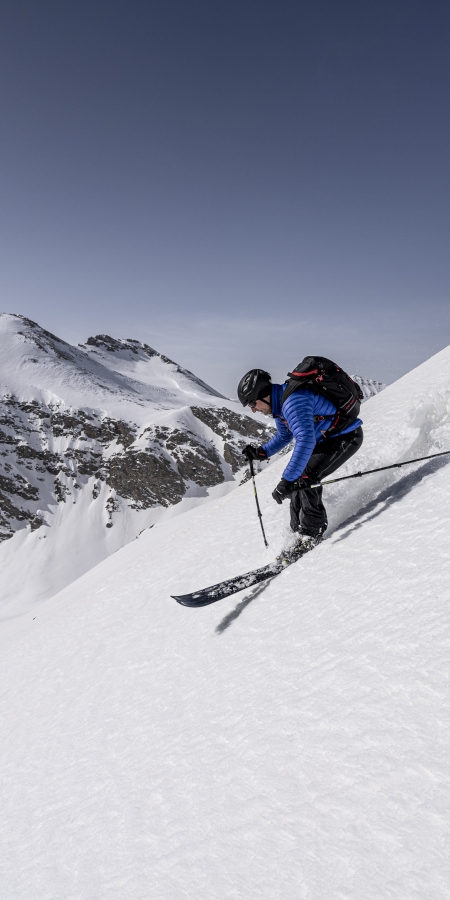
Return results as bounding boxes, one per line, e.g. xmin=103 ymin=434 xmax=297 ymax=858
xmin=0 ymin=314 xmax=273 ymax=545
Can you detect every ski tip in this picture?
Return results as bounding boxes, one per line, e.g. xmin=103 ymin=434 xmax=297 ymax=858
xmin=172 ymin=592 xmax=221 ymax=608
xmin=172 ymin=595 xmax=199 ymax=607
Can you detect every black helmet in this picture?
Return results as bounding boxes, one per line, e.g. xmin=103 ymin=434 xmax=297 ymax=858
xmin=237 ymin=369 xmax=271 ymax=407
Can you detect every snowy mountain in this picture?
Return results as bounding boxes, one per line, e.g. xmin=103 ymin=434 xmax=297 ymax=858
xmin=351 ymin=372 xmax=387 ymax=399
xmin=0 ymin=313 xmax=273 ymax=609
xmin=0 ymin=342 xmax=449 ymax=899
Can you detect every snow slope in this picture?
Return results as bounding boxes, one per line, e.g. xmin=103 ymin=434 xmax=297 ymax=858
xmin=1 ymin=345 xmax=449 ymax=899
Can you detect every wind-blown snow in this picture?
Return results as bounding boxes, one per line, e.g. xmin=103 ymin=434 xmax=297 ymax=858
xmin=0 ymin=344 xmax=449 ymax=899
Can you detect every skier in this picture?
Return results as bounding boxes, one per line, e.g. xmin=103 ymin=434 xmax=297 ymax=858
xmin=237 ymin=366 xmax=363 ymax=552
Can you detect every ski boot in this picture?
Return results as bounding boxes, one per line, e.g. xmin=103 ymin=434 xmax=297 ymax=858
xmin=277 ymin=531 xmax=323 ymax=567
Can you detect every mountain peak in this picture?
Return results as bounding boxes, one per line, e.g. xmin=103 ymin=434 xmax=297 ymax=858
xmin=84 ymin=334 xmax=159 ymax=359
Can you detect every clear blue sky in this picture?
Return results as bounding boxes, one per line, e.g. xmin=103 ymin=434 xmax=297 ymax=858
xmin=1 ymin=0 xmax=449 ymax=395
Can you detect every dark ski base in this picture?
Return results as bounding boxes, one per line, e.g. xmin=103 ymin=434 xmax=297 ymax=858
xmin=172 ymin=561 xmax=283 ymax=607
xmin=172 ymin=538 xmax=321 ymax=607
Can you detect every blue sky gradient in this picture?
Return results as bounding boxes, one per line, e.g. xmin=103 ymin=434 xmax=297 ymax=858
xmin=1 ymin=0 xmax=449 ymax=395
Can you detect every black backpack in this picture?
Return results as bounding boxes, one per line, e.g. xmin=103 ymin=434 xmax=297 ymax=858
xmin=281 ymin=356 xmax=364 ymax=436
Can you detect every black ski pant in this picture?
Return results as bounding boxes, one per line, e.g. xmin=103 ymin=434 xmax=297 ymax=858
xmin=290 ymin=426 xmax=364 ymax=536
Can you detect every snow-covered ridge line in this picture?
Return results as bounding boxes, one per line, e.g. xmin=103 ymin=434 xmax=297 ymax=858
xmin=81 ymin=332 xmax=225 ymax=398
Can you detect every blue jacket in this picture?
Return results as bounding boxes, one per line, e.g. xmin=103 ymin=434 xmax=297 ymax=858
xmin=261 ymin=383 xmax=362 ymax=482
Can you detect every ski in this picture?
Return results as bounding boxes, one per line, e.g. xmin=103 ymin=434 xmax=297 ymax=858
xmin=172 ymin=562 xmax=283 ymax=607
xmin=172 ymin=539 xmax=320 ymax=607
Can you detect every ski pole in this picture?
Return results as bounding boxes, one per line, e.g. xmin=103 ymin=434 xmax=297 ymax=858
xmin=249 ymin=457 xmax=269 ymax=548
xmin=302 ymin=448 xmax=450 ymax=490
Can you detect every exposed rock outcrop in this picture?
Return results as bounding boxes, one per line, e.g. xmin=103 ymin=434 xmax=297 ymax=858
xmin=0 ymin=394 xmax=275 ymax=539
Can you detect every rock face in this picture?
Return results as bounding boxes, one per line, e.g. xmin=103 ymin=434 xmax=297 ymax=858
xmin=0 ymin=314 xmax=274 ymax=545
xmin=191 ymin=407 xmax=269 ymax=473
xmin=0 ymin=398 xmax=273 ymax=540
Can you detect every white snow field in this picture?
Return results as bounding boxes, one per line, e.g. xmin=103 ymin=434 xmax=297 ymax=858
xmin=1 ymin=346 xmax=449 ymax=899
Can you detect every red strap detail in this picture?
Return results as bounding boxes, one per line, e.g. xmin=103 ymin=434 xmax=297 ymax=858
xmin=289 ymin=369 xmax=318 ymax=378
xmin=329 ymin=413 xmax=340 ymax=432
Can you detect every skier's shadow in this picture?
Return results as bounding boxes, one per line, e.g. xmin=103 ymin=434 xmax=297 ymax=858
xmin=215 ymin=579 xmax=274 ymax=634
xmin=331 ymin=454 xmax=450 ymax=543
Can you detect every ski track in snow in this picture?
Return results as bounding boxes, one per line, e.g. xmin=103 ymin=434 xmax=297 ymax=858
xmin=0 ymin=345 xmax=450 ymax=898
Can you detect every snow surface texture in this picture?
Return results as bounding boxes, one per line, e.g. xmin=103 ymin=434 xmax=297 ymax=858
xmin=0 ymin=344 xmax=449 ymax=899
xmin=0 ymin=313 xmax=274 ymax=613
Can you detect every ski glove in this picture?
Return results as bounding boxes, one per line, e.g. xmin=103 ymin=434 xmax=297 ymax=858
xmin=272 ymin=478 xmax=296 ymax=504
xmin=241 ymin=445 xmax=268 ymax=462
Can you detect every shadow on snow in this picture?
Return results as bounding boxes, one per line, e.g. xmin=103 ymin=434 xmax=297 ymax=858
xmin=215 ymin=455 xmax=450 ymax=633
xmin=331 ymin=454 xmax=450 ymax=544
xmin=215 ymin=579 xmax=274 ymax=634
